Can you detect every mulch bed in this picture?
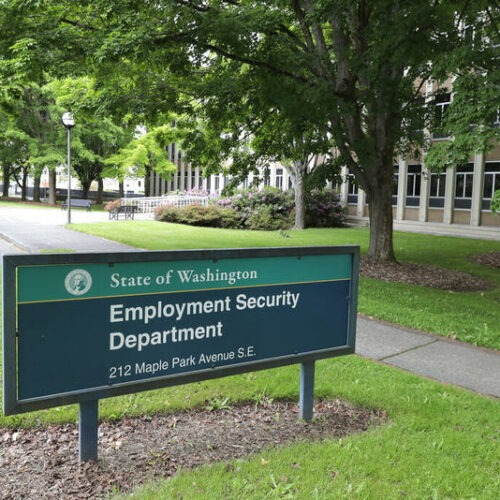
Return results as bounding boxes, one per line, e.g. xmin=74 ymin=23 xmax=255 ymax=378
xmin=360 ymin=253 xmax=499 ymax=292
xmin=468 ymin=251 xmax=500 ymax=270
xmin=0 ymin=399 xmax=386 ymax=499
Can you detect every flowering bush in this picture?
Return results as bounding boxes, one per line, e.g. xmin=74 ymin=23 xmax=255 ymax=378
xmin=185 ymin=187 xmax=210 ymax=197
xmin=217 ymin=187 xmax=295 ymax=230
xmin=305 ymin=189 xmax=345 ymax=227
xmin=104 ymin=199 xmax=121 ymax=212
xmin=155 ymin=186 xmax=344 ymax=230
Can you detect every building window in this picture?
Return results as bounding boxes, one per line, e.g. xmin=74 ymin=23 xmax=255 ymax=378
xmin=392 ymin=165 xmax=398 ymax=206
xmin=275 ymin=168 xmax=283 ymax=190
xmin=347 ymin=174 xmax=358 ymax=204
xmin=263 ymin=169 xmax=271 ymax=186
xmin=454 ymin=163 xmax=474 ymax=209
xmin=483 ymin=162 xmax=500 ymax=210
xmin=406 ymin=165 xmax=421 ymax=207
xmin=433 ymin=93 xmax=451 ymax=139
xmin=429 ymin=171 xmax=446 ymax=208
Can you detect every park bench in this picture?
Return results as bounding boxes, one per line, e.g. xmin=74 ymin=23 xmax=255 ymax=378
xmin=108 ymin=205 xmax=137 ymax=220
xmin=61 ymin=199 xmax=93 ymax=211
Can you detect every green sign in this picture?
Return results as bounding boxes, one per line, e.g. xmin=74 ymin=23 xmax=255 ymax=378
xmin=3 ymin=247 xmax=359 ymax=416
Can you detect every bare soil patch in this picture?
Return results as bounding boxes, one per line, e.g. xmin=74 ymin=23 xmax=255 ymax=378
xmin=0 ymin=399 xmax=386 ymax=499
xmin=360 ymin=256 xmax=494 ymax=292
xmin=468 ymin=251 xmax=500 ymax=270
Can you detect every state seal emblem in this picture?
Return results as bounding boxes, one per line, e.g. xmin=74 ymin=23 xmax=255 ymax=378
xmin=65 ymin=269 xmax=92 ymax=296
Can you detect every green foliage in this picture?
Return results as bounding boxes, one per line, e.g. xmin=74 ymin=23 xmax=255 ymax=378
xmin=217 ymin=187 xmax=296 ymax=230
xmin=246 ymin=205 xmax=294 ymax=231
xmin=163 ymin=187 xmax=347 ymax=231
xmin=490 ymin=190 xmax=500 ymax=215
xmin=155 ymin=204 xmax=239 ymax=229
xmin=104 ymin=123 xmax=182 ymax=183
xmin=305 ymin=189 xmax=345 ymax=228
xmin=155 ymin=187 xmax=296 ymax=231
xmin=2 ymin=0 xmax=494 ymax=261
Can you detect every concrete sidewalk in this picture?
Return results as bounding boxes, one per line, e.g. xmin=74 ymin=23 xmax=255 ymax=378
xmin=1 ymin=204 xmax=498 ymax=398
xmin=0 ymin=206 xmax=136 ymax=253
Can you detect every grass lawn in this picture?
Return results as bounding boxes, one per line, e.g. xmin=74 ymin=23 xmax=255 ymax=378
xmin=118 ymin=357 xmax=499 ymax=499
xmin=0 ymin=218 xmax=498 ymax=498
xmin=72 ymin=221 xmax=500 ymax=349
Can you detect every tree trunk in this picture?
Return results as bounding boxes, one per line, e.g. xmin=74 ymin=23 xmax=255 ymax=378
xmin=21 ymin=168 xmax=28 ymax=201
xmin=144 ymin=165 xmax=152 ymax=196
xmin=48 ymin=169 xmax=57 ymax=205
xmin=33 ymin=175 xmax=41 ymax=202
xmin=96 ymin=177 xmax=104 ymax=204
xmin=2 ymin=164 xmax=10 ymax=197
xmin=118 ymin=180 xmax=124 ymax=198
xmin=81 ymin=180 xmax=91 ymax=199
xmin=290 ymin=162 xmax=305 ymax=229
xmin=365 ymin=180 xmax=396 ymax=263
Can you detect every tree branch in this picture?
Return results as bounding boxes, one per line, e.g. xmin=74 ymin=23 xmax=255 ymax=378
xmin=200 ymin=42 xmax=310 ymax=83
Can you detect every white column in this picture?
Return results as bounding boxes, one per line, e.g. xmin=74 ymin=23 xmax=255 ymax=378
xmin=186 ymin=163 xmax=192 ymax=190
xmin=419 ymin=163 xmax=431 ymax=222
xmin=396 ymin=159 xmax=408 ymax=221
xmin=340 ymin=166 xmax=349 ymax=207
xmin=357 ymin=189 xmax=366 ymax=217
xmin=470 ymin=151 xmax=485 ymax=226
xmin=181 ymin=162 xmax=186 ymax=191
xmin=443 ymin=165 xmax=456 ymax=224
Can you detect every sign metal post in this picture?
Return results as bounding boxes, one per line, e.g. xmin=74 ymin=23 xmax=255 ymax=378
xmin=299 ymin=360 xmax=315 ymax=421
xmin=79 ymin=400 xmax=99 ymax=462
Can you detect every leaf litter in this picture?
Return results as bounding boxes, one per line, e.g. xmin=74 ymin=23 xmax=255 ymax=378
xmin=0 ymin=399 xmax=386 ymax=499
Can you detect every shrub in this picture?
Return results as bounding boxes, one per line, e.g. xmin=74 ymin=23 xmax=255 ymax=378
xmin=155 ymin=204 xmax=238 ymax=228
xmin=104 ymin=199 xmax=121 ymax=212
xmin=155 ymin=186 xmax=344 ymax=230
xmin=305 ymin=189 xmax=345 ymax=228
xmin=490 ymin=189 xmax=500 ymax=215
xmin=247 ymin=205 xmax=295 ymax=230
xmin=217 ymin=187 xmax=295 ymax=230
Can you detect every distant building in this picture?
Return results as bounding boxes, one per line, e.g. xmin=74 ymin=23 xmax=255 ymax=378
xmin=149 ymin=80 xmax=499 ymax=231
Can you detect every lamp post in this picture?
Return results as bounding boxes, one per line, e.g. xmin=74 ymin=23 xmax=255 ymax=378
xmin=61 ymin=112 xmax=75 ymax=224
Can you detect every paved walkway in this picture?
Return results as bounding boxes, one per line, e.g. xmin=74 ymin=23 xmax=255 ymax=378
xmin=0 ymin=205 xmax=498 ymax=398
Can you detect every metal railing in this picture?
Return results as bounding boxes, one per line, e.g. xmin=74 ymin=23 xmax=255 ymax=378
xmin=121 ymin=194 xmax=210 ymax=215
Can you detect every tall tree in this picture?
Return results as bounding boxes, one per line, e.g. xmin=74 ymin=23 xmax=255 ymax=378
xmin=3 ymin=1 xmax=495 ymax=261
xmin=52 ymin=0 xmax=464 ymax=261
xmin=48 ymin=77 xmax=132 ymax=200
xmin=105 ymin=123 xmax=180 ymax=196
